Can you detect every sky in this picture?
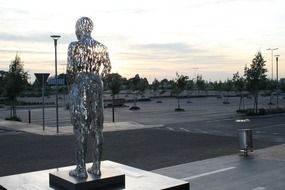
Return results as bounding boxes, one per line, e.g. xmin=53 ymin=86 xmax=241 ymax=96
xmin=0 ymin=0 xmax=285 ymax=83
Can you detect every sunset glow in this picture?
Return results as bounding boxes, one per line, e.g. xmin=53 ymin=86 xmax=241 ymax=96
xmin=0 ymin=0 xmax=284 ymax=82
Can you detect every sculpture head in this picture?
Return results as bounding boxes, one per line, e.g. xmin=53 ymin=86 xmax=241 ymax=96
xmin=75 ymin=17 xmax=93 ymax=40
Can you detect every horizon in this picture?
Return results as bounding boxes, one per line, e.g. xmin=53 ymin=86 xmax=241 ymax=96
xmin=0 ymin=0 xmax=284 ymax=82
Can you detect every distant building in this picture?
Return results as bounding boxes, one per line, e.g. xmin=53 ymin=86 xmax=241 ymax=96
xmin=47 ymin=73 xmax=66 ymax=86
xmin=0 ymin=70 xmax=8 ymax=79
xmin=47 ymin=78 xmax=65 ymax=86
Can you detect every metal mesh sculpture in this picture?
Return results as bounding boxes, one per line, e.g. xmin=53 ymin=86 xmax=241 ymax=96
xmin=67 ymin=17 xmax=111 ymax=178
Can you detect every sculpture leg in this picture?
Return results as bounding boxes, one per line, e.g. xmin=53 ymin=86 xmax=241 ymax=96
xmin=69 ymin=124 xmax=88 ymax=178
xmin=88 ymin=84 xmax=104 ymax=177
xmin=88 ymin=130 xmax=103 ymax=176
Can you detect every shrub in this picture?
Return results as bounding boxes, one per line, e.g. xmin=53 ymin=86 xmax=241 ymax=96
xmin=5 ymin=116 xmax=22 ymax=122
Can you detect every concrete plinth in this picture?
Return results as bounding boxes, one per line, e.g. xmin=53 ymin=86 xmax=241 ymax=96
xmin=0 ymin=160 xmax=189 ymax=190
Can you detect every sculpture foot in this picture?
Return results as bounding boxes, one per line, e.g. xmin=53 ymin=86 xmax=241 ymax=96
xmin=87 ymin=166 xmax=101 ymax=177
xmin=69 ymin=167 xmax=88 ymax=178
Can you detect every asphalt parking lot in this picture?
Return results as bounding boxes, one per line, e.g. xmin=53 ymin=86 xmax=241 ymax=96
xmin=1 ymin=96 xmax=284 ymax=127
xmin=0 ymin=127 xmax=278 ymax=177
xmin=1 ymin=96 xmax=285 ymax=189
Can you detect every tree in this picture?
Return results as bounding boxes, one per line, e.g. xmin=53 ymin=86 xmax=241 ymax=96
xmin=213 ymin=81 xmax=223 ymax=99
xmin=5 ymin=54 xmax=29 ymax=119
xmin=152 ymin=79 xmax=160 ymax=97
xmin=233 ymin=72 xmax=246 ymax=110
xmin=265 ymin=79 xmax=276 ymax=106
xmin=186 ymin=79 xmax=194 ymax=103
xmin=128 ymin=74 xmax=141 ymax=110
xmin=244 ymin=51 xmax=267 ymax=113
xmin=106 ymin=73 xmax=122 ymax=96
xmin=222 ymin=79 xmax=233 ymax=104
xmin=173 ymin=73 xmax=188 ymax=111
xmin=152 ymin=78 xmax=163 ymax=103
xmin=105 ymin=73 xmax=123 ymax=122
xmin=160 ymin=78 xmax=173 ymax=95
xmin=138 ymin=77 xmax=149 ymax=96
xmin=196 ymin=74 xmax=206 ymax=95
xmin=0 ymin=70 xmax=8 ymax=96
xmin=280 ymin=79 xmax=285 ymax=93
xmin=160 ymin=78 xmax=169 ymax=90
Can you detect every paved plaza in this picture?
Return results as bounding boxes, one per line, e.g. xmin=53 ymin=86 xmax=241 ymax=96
xmin=0 ymin=96 xmax=285 ymax=189
xmin=154 ymin=144 xmax=285 ymax=190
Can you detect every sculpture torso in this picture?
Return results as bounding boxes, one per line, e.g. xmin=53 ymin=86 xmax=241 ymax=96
xmin=67 ymin=36 xmax=111 ymax=88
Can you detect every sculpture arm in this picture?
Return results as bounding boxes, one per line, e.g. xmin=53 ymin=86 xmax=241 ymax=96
xmin=66 ymin=43 xmax=77 ymax=91
xmin=101 ymin=47 xmax=111 ymax=78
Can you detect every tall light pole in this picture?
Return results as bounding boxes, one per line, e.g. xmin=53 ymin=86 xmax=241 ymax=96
xmin=51 ymin=35 xmax=61 ymax=133
xmin=266 ymin=48 xmax=278 ymax=80
xmin=275 ymin=55 xmax=280 ymax=108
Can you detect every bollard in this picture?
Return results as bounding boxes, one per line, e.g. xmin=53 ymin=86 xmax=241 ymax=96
xmin=238 ymin=129 xmax=253 ymax=157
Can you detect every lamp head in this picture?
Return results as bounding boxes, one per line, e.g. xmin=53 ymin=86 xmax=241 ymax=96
xmin=50 ymin=35 xmax=61 ymax=40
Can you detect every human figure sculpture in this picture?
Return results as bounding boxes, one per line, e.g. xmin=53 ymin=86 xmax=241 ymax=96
xmin=66 ymin=17 xmax=111 ymax=178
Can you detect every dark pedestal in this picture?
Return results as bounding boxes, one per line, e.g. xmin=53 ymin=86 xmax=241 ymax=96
xmin=49 ymin=169 xmax=125 ymax=190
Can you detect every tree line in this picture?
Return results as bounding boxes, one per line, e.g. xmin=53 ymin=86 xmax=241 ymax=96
xmin=1 ymin=52 xmax=284 ymax=120
xmin=104 ymin=51 xmax=284 ymax=114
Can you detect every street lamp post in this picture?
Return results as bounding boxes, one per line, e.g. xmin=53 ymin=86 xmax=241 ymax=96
xmin=275 ymin=55 xmax=280 ymax=108
xmin=266 ymin=48 xmax=278 ymax=80
xmin=51 ymin=35 xmax=61 ymax=133
xmin=35 ymin=73 xmax=50 ymax=131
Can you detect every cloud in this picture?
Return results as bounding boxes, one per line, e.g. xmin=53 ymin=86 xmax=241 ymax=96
xmin=0 ymin=33 xmax=50 ymax=43
xmin=0 ymin=7 xmax=29 ymax=15
xmin=101 ymin=8 xmax=146 ymax=15
xmin=121 ymin=43 xmax=200 ymax=63
xmin=0 ymin=32 xmax=74 ymax=44
xmin=112 ymin=41 xmax=247 ymax=81
xmin=116 ymin=42 xmax=234 ymax=66
xmin=0 ymin=48 xmax=51 ymax=54
xmin=134 ymin=43 xmax=196 ymax=54
xmin=190 ymin=0 xmax=269 ymax=7
xmin=0 ymin=32 xmax=129 ymax=46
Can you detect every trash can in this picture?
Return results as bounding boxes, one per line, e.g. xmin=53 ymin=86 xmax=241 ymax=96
xmin=238 ymin=129 xmax=253 ymax=156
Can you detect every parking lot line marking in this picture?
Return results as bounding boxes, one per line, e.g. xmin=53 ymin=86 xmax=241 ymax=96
xmin=166 ymin=127 xmax=175 ymax=131
xmin=180 ymin=128 xmax=191 ymax=132
xmin=207 ymin=118 xmax=232 ymax=123
xmin=252 ymin=187 xmax=266 ymax=190
xmin=181 ymin=167 xmax=236 ymax=181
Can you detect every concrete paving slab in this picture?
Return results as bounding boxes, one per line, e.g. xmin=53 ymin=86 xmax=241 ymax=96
xmin=153 ymin=143 xmax=285 ymax=190
xmin=254 ymin=143 xmax=285 ymax=161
